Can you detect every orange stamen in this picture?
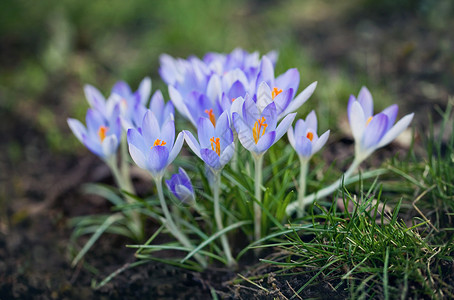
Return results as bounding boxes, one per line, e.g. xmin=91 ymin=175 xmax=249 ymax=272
xmin=204 ymin=108 xmax=216 ymax=127
xmin=98 ymin=126 xmax=108 ymax=142
xmin=151 ymin=139 xmax=166 ymax=149
xmin=252 ymin=117 xmax=268 ymax=144
xmin=231 ymin=98 xmax=236 ymax=102
xmin=366 ymin=116 xmax=373 ymax=126
xmin=272 ymin=87 xmax=283 ymax=100
xmin=210 ymin=137 xmax=221 ymax=156
xmin=306 ymin=132 xmax=314 ymax=141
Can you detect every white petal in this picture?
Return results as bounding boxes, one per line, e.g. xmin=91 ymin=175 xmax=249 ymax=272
xmin=349 ymin=101 xmax=366 ymax=142
xmin=281 ymin=81 xmax=317 ymax=117
xmin=256 ymin=82 xmax=272 ymax=114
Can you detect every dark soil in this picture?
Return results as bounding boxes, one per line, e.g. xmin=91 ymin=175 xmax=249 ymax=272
xmin=1 ymin=5 xmax=453 ymax=300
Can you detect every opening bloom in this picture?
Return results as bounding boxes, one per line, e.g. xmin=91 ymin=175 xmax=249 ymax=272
xmin=68 ymin=107 xmax=122 ymax=160
xmin=127 ymin=110 xmax=183 ymax=178
xmin=184 ymin=111 xmax=235 ymax=171
xmin=232 ymin=93 xmax=296 ymax=155
xmin=287 ymin=111 xmax=330 ymax=160
xmin=166 ymin=168 xmax=195 ymax=204
xmin=348 ymin=86 xmax=414 ymax=161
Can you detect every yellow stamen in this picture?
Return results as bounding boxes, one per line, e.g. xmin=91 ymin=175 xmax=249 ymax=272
xmin=366 ymin=116 xmax=373 ymax=126
xmin=231 ymin=98 xmax=236 ymax=102
xmin=272 ymin=87 xmax=283 ymax=100
xmin=98 ymin=126 xmax=108 ymax=142
xmin=151 ymin=139 xmax=166 ymax=149
xmin=306 ymin=132 xmax=314 ymax=141
xmin=252 ymin=117 xmax=268 ymax=144
xmin=204 ymin=109 xmax=216 ymax=127
xmin=210 ymin=137 xmax=221 ymax=156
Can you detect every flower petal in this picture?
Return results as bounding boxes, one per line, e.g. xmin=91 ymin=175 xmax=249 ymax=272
xmin=141 ymin=110 xmax=160 ymax=148
xmin=358 ymin=86 xmax=373 ymax=118
xmin=169 ymin=85 xmax=196 ymax=126
xmin=147 ymin=145 xmax=169 ymax=175
xmin=281 ymin=81 xmax=317 ymax=116
xmin=349 ymin=101 xmax=366 ymax=142
xmin=377 ymin=113 xmax=414 ymax=148
xmin=138 ymin=77 xmax=151 ymax=105
xmin=67 ymin=118 xmax=87 ymax=142
xmin=256 ymin=81 xmax=273 ymax=114
xmin=197 ymin=117 xmax=215 ymax=149
xmin=274 ymin=113 xmax=296 ymax=143
xmin=305 ymin=110 xmax=318 ymax=133
xmin=273 ymin=88 xmax=292 ymax=116
xmin=312 ymin=130 xmax=330 ymax=154
xmin=220 ymin=143 xmax=235 ymax=167
xmin=84 ymin=84 xmax=106 ymax=111
xmin=183 ymin=130 xmax=202 ymax=159
xmin=256 ymin=131 xmax=275 ymax=153
xmin=275 ymin=68 xmax=299 ymax=95
xmin=361 ymin=113 xmax=388 ymax=150
xmin=201 ymin=148 xmax=221 ymax=170
xmin=287 ymin=127 xmax=296 ymax=149
xmin=168 ymin=132 xmax=184 ymax=164
xmin=295 ymin=135 xmax=313 ymax=157
xmin=381 ymin=104 xmax=398 ymax=131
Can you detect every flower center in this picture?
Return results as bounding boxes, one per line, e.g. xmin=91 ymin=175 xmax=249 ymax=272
xmin=204 ymin=108 xmax=216 ymax=127
xmin=366 ymin=116 xmax=373 ymax=126
xmin=272 ymin=87 xmax=282 ymax=100
xmin=210 ymin=137 xmax=221 ymax=156
xmin=98 ymin=126 xmax=108 ymax=142
xmin=252 ymin=117 xmax=268 ymax=144
xmin=151 ymin=139 xmax=166 ymax=149
xmin=306 ymin=131 xmax=314 ymax=141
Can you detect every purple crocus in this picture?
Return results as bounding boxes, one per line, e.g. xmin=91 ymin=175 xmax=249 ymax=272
xmin=232 ymin=94 xmax=296 ymax=155
xmin=67 ymin=106 xmax=122 ymax=160
xmin=184 ymin=111 xmax=235 ymax=171
xmin=348 ymin=87 xmax=414 ymax=160
xmin=166 ymin=168 xmax=195 ymax=203
xmin=127 ymin=110 xmax=184 ymax=178
xmin=254 ymin=56 xmax=317 ymax=119
xmin=287 ymin=111 xmax=330 ymax=160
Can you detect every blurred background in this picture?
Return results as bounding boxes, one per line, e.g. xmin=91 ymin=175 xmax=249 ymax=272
xmin=0 ymin=0 xmax=453 ymax=296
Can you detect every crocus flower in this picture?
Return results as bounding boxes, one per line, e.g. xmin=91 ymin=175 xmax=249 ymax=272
xmin=127 ymin=110 xmax=184 ymax=178
xmin=166 ymin=168 xmax=195 ymax=204
xmin=184 ymin=111 xmax=235 ymax=171
xmin=68 ymin=107 xmax=122 ymax=160
xmin=287 ymin=111 xmax=330 ymax=160
xmin=232 ymin=93 xmax=296 ymax=155
xmin=254 ymin=56 xmax=317 ymax=119
xmin=348 ymin=87 xmax=414 ymax=161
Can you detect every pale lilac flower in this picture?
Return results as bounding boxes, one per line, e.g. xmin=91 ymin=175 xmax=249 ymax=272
xmin=348 ymin=87 xmax=414 ymax=160
xmin=184 ymin=111 xmax=235 ymax=171
xmin=166 ymin=168 xmax=195 ymax=204
xmin=233 ymin=94 xmax=296 ymax=155
xmin=68 ymin=107 xmax=122 ymax=160
xmin=288 ymin=111 xmax=330 ymax=160
xmin=127 ymin=110 xmax=184 ymax=178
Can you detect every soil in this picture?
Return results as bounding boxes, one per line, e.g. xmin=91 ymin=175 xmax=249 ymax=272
xmin=1 ymin=5 xmax=453 ymax=300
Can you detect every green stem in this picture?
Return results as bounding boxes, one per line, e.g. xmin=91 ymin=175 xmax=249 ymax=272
xmin=106 ymin=156 xmax=143 ymax=240
xmin=253 ymin=154 xmax=264 ymax=241
xmin=155 ymin=177 xmax=207 ymax=268
xmin=212 ymin=170 xmax=235 ymax=267
xmin=286 ymin=156 xmax=363 ymax=215
xmin=297 ymin=157 xmax=309 ymax=218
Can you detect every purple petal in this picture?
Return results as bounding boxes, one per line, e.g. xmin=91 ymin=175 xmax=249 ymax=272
xmin=349 ymin=101 xmax=366 ymax=142
xmin=227 ymin=80 xmax=246 ymax=100
xmin=129 ymin=143 xmax=148 ymax=170
xmin=147 ymin=145 xmax=169 ymax=175
xmin=169 ymin=86 xmax=196 ymax=126
xmin=141 ymin=110 xmax=160 ymax=148
xmin=168 ymin=132 xmax=184 ymax=164
xmin=101 ymin=135 xmax=118 ymax=158
xmin=273 ymin=89 xmax=292 ymax=116
xmin=261 ymin=102 xmax=277 ymax=131
xmin=150 ymin=90 xmax=165 ymax=117
xmin=274 ymin=113 xmax=296 ymax=144
xmin=112 ymin=81 xmax=132 ymax=98
xmin=281 ymin=81 xmax=317 ymax=117
xmin=256 ymin=81 xmax=273 ymax=113
xmin=201 ymin=148 xmax=221 ymax=170
xmin=287 ymin=127 xmax=296 ymax=149
xmin=256 ymin=131 xmax=276 ymax=153
xmin=67 ymin=118 xmax=87 ymax=142
xmin=294 ymin=119 xmax=308 ymax=136
xmin=220 ymin=143 xmax=235 ymax=167
xmin=183 ymin=130 xmax=202 ymax=159
xmin=275 ymin=68 xmax=300 ymax=94
xmin=197 ymin=117 xmax=215 ymax=149
xmin=138 ymin=77 xmax=151 ymax=105
xmin=377 ymin=113 xmax=414 ymax=148
xmin=361 ymin=113 xmax=388 ymax=150
xmin=381 ymin=104 xmax=398 ymax=131
xmin=305 ymin=110 xmax=318 ymax=132
xmin=160 ymin=120 xmax=175 ymax=149
xmin=312 ymin=130 xmax=330 ymax=154
xmin=358 ymin=86 xmax=373 ymax=118
xmin=295 ymin=136 xmax=313 ymax=157
xmin=256 ymin=56 xmax=274 ymax=90
xmin=242 ymin=96 xmax=261 ymax=128
xmin=84 ymin=84 xmax=106 ymax=111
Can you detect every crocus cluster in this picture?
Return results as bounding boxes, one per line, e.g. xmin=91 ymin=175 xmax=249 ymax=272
xmin=68 ymin=48 xmax=414 ymax=268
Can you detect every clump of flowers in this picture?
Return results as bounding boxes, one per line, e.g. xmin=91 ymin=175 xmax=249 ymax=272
xmin=67 ymin=48 xmax=413 ymax=271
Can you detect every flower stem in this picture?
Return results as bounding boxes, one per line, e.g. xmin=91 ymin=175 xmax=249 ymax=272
xmin=253 ymin=154 xmax=264 ymax=241
xmin=286 ymin=156 xmax=363 ymax=215
xmin=297 ymin=157 xmax=309 ymax=218
xmin=106 ymin=156 xmax=143 ymax=241
xmin=155 ymin=177 xmax=207 ymax=268
xmin=212 ymin=171 xmax=236 ymax=267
